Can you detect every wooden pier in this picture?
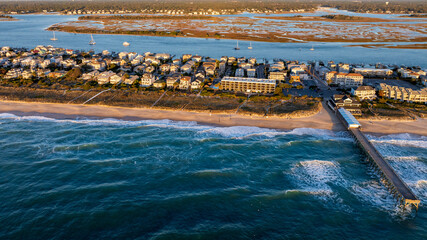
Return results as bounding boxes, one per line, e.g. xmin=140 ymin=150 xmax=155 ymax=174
xmin=336 ymin=108 xmax=420 ymax=210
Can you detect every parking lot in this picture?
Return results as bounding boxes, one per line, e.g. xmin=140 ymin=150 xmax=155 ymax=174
xmin=364 ymin=79 xmax=420 ymax=90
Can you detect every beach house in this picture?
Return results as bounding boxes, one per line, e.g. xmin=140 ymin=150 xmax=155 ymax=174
xmin=351 ymin=86 xmax=376 ymax=100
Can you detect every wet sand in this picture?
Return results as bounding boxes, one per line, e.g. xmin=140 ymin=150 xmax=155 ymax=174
xmin=1 ymin=100 xmax=426 ymax=136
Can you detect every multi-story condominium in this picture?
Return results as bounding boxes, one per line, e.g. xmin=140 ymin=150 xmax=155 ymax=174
xmin=234 ymin=68 xmax=244 ymax=77
xmin=377 ymin=83 xmax=427 ymax=103
xmin=331 ymin=73 xmax=363 ymax=88
xmin=270 ymin=62 xmax=285 ymax=72
xmin=290 ymin=66 xmax=306 ymax=75
xmin=269 ymin=71 xmax=285 ymax=81
xmin=220 ymin=77 xmax=276 ymax=94
xmin=325 ymin=71 xmax=337 ymax=83
xmin=247 ymin=69 xmax=256 ymax=78
xmin=353 ymin=68 xmax=393 ymax=77
xmin=351 ymin=86 xmax=376 ymax=100
xmin=4 ymin=68 xmax=23 ymax=79
xmin=338 ymin=63 xmax=350 ymax=73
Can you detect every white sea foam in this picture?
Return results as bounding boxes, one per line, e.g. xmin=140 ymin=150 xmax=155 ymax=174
xmin=385 ymin=156 xmax=420 ymax=161
xmin=290 ymin=160 xmax=346 ymax=201
xmin=0 ymin=112 xmax=354 ymax=140
xmin=352 ymin=180 xmax=397 ymax=210
xmin=411 ymin=180 xmax=427 ymax=200
xmin=199 ymin=126 xmax=352 ymax=140
xmin=368 ymin=133 xmax=427 ymax=149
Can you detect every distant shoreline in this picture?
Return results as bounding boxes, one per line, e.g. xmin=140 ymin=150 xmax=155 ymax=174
xmin=45 ymin=27 xmax=427 ymax=47
xmin=1 ymin=100 xmax=427 ymax=136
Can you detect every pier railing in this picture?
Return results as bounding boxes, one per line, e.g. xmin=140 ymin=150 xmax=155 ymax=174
xmin=336 ymin=108 xmax=420 ymax=210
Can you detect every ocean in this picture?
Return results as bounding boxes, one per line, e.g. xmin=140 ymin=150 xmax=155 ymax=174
xmin=0 ymin=113 xmax=426 ymax=239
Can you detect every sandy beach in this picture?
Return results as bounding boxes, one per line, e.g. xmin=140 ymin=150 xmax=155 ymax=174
xmin=1 ymin=100 xmax=426 ymax=136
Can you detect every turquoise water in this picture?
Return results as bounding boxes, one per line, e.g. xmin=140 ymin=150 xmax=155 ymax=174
xmin=0 ymin=113 xmax=426 ymax=239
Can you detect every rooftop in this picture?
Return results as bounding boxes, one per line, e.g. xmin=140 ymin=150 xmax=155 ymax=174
xmin=221 ymin=76 xmax=276 ymax=84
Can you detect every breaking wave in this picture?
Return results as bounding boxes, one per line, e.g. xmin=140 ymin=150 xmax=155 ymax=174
xmin=290 ymin=160 xmax=345 ymax=199
xmin=368 ymin=133 xmax=427 ymax=149
xmin=0 ymin=113 xmax=353 ymax=140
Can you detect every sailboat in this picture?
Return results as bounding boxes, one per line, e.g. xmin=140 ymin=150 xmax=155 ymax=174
xmin=310 ymin=45 xmax=314 ymax=51
xmin=50 ymin=31 xmax=58 ymax=41
xmin=248 ymin=42 xmax=253 ymax=50
xmin=234 ymin=40 xmax=240 ymax=50
xmin=89 ymin=34 xmax=96 ymax=45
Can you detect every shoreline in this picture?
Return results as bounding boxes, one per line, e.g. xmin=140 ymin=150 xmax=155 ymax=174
xmin=1 ymin=100 xmax=427 ymax=136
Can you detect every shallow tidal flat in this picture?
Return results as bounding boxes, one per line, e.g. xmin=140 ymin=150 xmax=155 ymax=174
xmin=0 ymin=15 xmax=17 ymax=22
xmin=47 ymin=14 xmax=427 ymax=45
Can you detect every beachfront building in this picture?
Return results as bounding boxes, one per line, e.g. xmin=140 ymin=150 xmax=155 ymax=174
xmin=97 ymin=71 xmax=115 ymax=85
xmin=332 ymin=94 xmax=362 ymax=115
xmin=325 ymin=71 xmax=337 ymax=83
xmin=191 ymin=79 xmax=203 ymax=90
xmin=179 ymin=76 xmax=192 ymax=90
xmin=124 ymin=75 xmax=139 ymax=85
xmin=330 ymin=72 xmax=364 ymax=88
xmin=338 ymin=63 xmax=350 ymax=73
xmin=4 ymin=68 xmax=23 ymax=79
xmin=220 ymin=76 xmax=276 ymax=94
xmin=235 ymin=68 xmax=245 ymax=77
xmin=166 ymin=73 xmax=181 ymax=88
xmin=247 ymin=69 xmax=256 ymax=78
xmin=140 ymin=73 xmax=157 ymax=87
xmin=153 ymin=79 xmax=166 ymax=89
xmin=353 ymin=68 xmax=393 ymax=78
xmin=269 ymin=71 xmax=285 ymax=81
xmin=377 ymin=83 xmax=427 ymax=103
xmin=109 ymin=74 xmax=123 ymax=85
xmin=351 ymin=86 xmax=377 ymax=100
